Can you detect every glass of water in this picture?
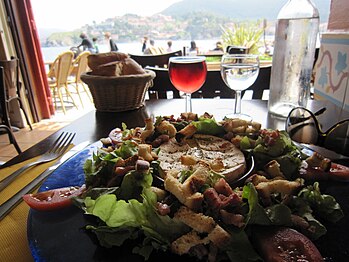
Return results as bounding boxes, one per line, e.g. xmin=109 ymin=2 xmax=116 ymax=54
xmin=220 ymin=54 xmax=259 ymax=121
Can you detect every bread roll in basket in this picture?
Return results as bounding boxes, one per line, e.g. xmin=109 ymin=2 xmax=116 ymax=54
xmin=81 ymin=52 xmax=156 ymax=112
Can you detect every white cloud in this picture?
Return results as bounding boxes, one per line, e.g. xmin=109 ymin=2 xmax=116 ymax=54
xmin=31 ymin=0 xmax=182 ymax=30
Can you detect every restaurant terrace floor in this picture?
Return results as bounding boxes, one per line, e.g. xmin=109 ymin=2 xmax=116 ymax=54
xmin=0 ymin=91 xmax=94 ymax=164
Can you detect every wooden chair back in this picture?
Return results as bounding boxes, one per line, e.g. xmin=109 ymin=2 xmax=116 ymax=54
xmin=0 ymin=66 xmax=22 ymax=153
xmin=0 ymin=57 xmax=32 ymax=130
xmin=0 ymin=58 xmax=19 ymax=98
xmin=48 ymin=51 xmax=74 ymax=87
xmin=47 ymin=51 xmax=77 ymax=114
xmin=129 ymin=50 xmax=182 ymax=68
xmin=70 ymin=51 xmax=90 ymax=82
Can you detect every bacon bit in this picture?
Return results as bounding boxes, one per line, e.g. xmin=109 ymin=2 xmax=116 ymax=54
xmin=218 ymin=193 xmax=241 ymax=208
xmin=214 ymin=178 xmax=234 ymax=196
xmin=204 ymin=188 xmax=222 ymax=210
xmin=259 ymin=129 xmax=280 ymax=146
xmin=220 ymin=210 xmax=245 ymax=228
xmin=204 ymin=187 xmax=241 ymax=211
xmin=156 ymin=202 xmax=171 ymax=216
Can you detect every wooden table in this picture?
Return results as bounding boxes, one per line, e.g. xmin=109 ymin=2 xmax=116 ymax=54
xmin=1 ymin=98 xmax=349 ymax=261
xmin=2 ymin=98 xmax=348 ymax=168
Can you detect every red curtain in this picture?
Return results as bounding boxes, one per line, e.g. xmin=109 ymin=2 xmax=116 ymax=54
xmin=8 ymin=0 xmax=54 ymax=119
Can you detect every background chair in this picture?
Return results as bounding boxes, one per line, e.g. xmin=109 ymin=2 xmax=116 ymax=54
xmin=129 ymin=50 xmax=182 ymax=68
xmin=47 ymin=51 xmax=78 ymax=114
xmin=67 ymin=51 xmax=92 ymax=107
xmin=145 ymin=66 xmax=234 ymax=99
xmin=0 ymin=57 xmax=32 ymax=130
xmin=243 ymin=65 xmax=271 ymax=99
xmin=145 ymin=66 xmax=271 ymax=100
xmin=226 ymin=45 xmax=249 ymax=54
xmin=193 ymin=69 xmax=234 ymax=98
xmin=0 ymin=66 xmax=21 ymax=154
xmin=144 ymin=66 xmax=180 ymax=99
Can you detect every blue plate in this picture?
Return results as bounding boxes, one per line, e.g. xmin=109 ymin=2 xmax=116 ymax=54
xmin=27 ymin=142 xmax=99 ymax=261
xmin=26 ymin=142 xmax=349 ymax=261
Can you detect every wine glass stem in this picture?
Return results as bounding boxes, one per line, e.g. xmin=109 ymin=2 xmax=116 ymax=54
xmin=234 ymin=90 xmax=242 ymax=115
xmin=185 ymin=93 xmax=192 ymax=112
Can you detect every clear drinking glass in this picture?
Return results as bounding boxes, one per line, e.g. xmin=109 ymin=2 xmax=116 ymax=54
xmin=168 ymin=56 xmax=207 ymax=112
xmin=220 ymin=54 xmax=259 ymax=120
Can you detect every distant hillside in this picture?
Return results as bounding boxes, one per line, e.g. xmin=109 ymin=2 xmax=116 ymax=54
xmin=41 ymin=0 xmax=330 ymax=47
xmin=161 ymin=0 xmax=330 ymax=22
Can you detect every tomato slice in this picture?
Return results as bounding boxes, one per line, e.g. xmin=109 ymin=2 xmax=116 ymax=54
xmin=329 ymin=163 xmax=349 ymax=182
xmin=23 ymin=185 xmax=86 ymax=211
xmin=302 ymin=163 xmax=349 ymax=182
xmin=253 ymin=226 xmax=324 ymax=262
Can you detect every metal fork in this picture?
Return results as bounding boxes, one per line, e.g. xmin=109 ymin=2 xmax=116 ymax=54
xmin=0 ymin=132 xmax=75 ymax=192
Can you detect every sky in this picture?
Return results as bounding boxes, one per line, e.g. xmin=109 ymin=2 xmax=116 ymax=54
xmin=31 ymin=0 xmax=182 ymax=30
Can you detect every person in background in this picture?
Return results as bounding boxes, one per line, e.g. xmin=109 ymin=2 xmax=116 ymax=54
xmin=212 ymin=41 xmax=224 ymax=52
xmin=77 ymin=33 xmax=96 ymax=53
xmin=104 ymin=32 xmax=118 ymax=51
xmin=189 ymin=40 xmax=198 ymax=55
xmin=167 ymin=40 xmax=173 ymax=52
xmin=144 ymin=39 xmax=159 ymax=54
xmin=142 ymin=36 xmax=148 ymax=53
xmin=92 ymin=37 xmax=99 ymax=53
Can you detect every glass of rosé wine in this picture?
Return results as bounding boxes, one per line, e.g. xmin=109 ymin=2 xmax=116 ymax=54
xmin=168 ymin=56 xmax=207 ymax=112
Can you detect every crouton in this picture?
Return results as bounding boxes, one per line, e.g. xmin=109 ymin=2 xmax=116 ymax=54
xmin=256 ymin=178 xmax=304 ymax=200
xmin=164 ymin=174 xmax=186 ymax=204
xmin=138 ymin=144 xmax=154 ymax=162
xmin=140 ymin=118 xmax=154 ymax=141
xmin=171 ymin=231 xmax=203 ymax=255
xmin=185 ymin=193 xmax=204 ymax=211
xmin=181 ymin=167 xmax=210 ymax=195
xmin=176 ymin=123 xmax=197 ymax=143
xmin=175 ymin=206 xmax=216 ymax=233
xmin=264 ymin=160 xmax=285 ymax=179
xmin=181 ymin=155 xmax=198 ymax=166
xmin=206 ymin=225 xmax=231 ymax=247
xmin=156 ymin=120 xmax=177 ymax=138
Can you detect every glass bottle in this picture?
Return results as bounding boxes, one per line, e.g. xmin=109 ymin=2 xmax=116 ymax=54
xmin=268 ymin=0 xmax=319 ymax=117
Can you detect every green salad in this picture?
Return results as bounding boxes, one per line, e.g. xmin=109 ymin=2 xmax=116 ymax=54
xmin=74 ymin=113 xmax=343 ymax=262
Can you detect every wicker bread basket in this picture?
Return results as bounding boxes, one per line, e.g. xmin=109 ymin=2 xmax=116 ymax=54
xmin=81 ymin=70 xmax=155 ymax=112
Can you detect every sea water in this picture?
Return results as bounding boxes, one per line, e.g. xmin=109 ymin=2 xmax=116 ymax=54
xmin=268 ymin=17 xmax=319 ymax=117
xmin=41 ymin=39 xmax=220 ymax=62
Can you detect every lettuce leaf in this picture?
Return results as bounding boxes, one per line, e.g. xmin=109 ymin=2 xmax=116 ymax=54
xmin=224 ymin=229 xmax=261 ymax=262
xmin=298 ymin=182 xmax=344 ymax=223
xmin=114 ymin=140 xmax=138 ymax=159
xmin=242 ymin=183 xmax=292 ymax=226
xmin=116 ymin=169 xmax=153 ymax=201
xmin=192 ymin=118 xmax=225 ymax=136
xmin=252 ymin=131 xmax=302 ymax=179
xmin=83 ymin=184 xmax=189 ymax=258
